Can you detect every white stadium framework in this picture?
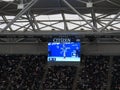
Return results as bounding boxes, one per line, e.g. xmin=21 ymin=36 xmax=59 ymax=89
xmin=0 ymin=0 xmax=120 ymax=43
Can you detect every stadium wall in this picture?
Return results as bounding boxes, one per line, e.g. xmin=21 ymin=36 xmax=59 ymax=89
xmin=0 ymin=42 xmax=120 ymax=55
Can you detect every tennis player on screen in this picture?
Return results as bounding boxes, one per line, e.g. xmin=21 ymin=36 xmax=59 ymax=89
xmin=61 ymin=44 xmax=70 ymax=59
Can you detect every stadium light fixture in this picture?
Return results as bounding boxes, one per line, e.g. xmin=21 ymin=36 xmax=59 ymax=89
xmin=86 ymin=2 xmax=93 ymax=8
xmin=17 ymin=4 xmax=24 ymax=9
xmin=17 ymin=0 xmax=24 ymax=9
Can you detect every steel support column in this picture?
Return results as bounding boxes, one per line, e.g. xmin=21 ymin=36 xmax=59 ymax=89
xmin=61 ymin=13 xmax=68 ymax=31
xmin=26 ymin=12 xmax=36 ymax=32
xmin=30 ymin=14 xmax=40 ymax=31
xmin=91 ymin=8 xmax=97 ymax=30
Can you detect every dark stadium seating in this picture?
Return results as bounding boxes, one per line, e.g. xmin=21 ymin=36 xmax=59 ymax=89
xmin=43 ymin=66 xmax=77 ymax=89
xmin=0 ymin=55 xmax=47 ymax=90
xmin=0 ymin=55 xmax=120 ymax=90
xmin=111 ymin=56 xmax=120 ymax=90
xmin=76 ymin=56 xmax=109 ymax=90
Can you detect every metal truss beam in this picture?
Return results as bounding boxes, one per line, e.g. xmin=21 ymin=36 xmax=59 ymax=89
xmin=101 ymin=11 xmax=120 ymax=31
xmin=91 ymin=8 xmax=97 ymax=29
xmin=69 ymin=21 xmax=92 ymax=30
xmin=2 ymin=0 xmax=38 ymax=32
xmin=0 ymin=19 xmax=93 ymax=23
xmin=13 ymin=23 xmax=30 ymax=32
xmin=106 ymin=0 xmax=120 ymax=7
xmin=76 ymin=0 xmax=86 ymax=4
xmin=0 ymin=31 xmax=119 ymax=37
xmin=2 ymin=16 xmax=13 ymax=31
xmin=62 ymin=0 xmax=98 ymax=31
xmin=61 ymin=13 xmax=68 ymax=31
xmin=30 ymin=14 xmax=40 ymax=31
xmin=26 ymin=12 xmax=36 ymax=32
xmin=100 ymin=21 xmax=120 ymax=30
xmin=93 ymin=0 xmax=106 ymax=4
xmin=97 ymin=21 xmax=109 ymax=31
xmin=38 ymin=22 xmax=64 ymax=31
xmin=77 ymin=0 xmax=106 ymax=4
xmin=39 ymin=21 xmax=61 ymax=30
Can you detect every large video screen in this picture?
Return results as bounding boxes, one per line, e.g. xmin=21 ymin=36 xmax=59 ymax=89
xmin=48 ymin=42 xmax=80 ymax=62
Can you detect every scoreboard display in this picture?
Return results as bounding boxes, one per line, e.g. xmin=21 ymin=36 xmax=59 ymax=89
xmin=47 ymin=38 xmax=81 ymax=62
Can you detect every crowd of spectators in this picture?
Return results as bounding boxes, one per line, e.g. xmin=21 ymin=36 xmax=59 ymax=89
xmin=76 ymin=56 xmax=109 ymax=90
xmin=43 ymin=66 xmax=77 ymax=89
xmin=111 ymin=56 xmax=120 ymax=90
xmin=0 ymin=55 xmax=47 ymax=90
xmin=0 ymin=55 xmax=120 ymax=90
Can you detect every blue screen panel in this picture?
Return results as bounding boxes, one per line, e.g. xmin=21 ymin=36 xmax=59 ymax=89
xmin=48 ymin=42 xmax=80 ymax=62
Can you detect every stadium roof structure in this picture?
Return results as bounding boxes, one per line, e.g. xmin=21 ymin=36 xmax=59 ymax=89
xmin=0 ymin=0 xmax=120 ymax=42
